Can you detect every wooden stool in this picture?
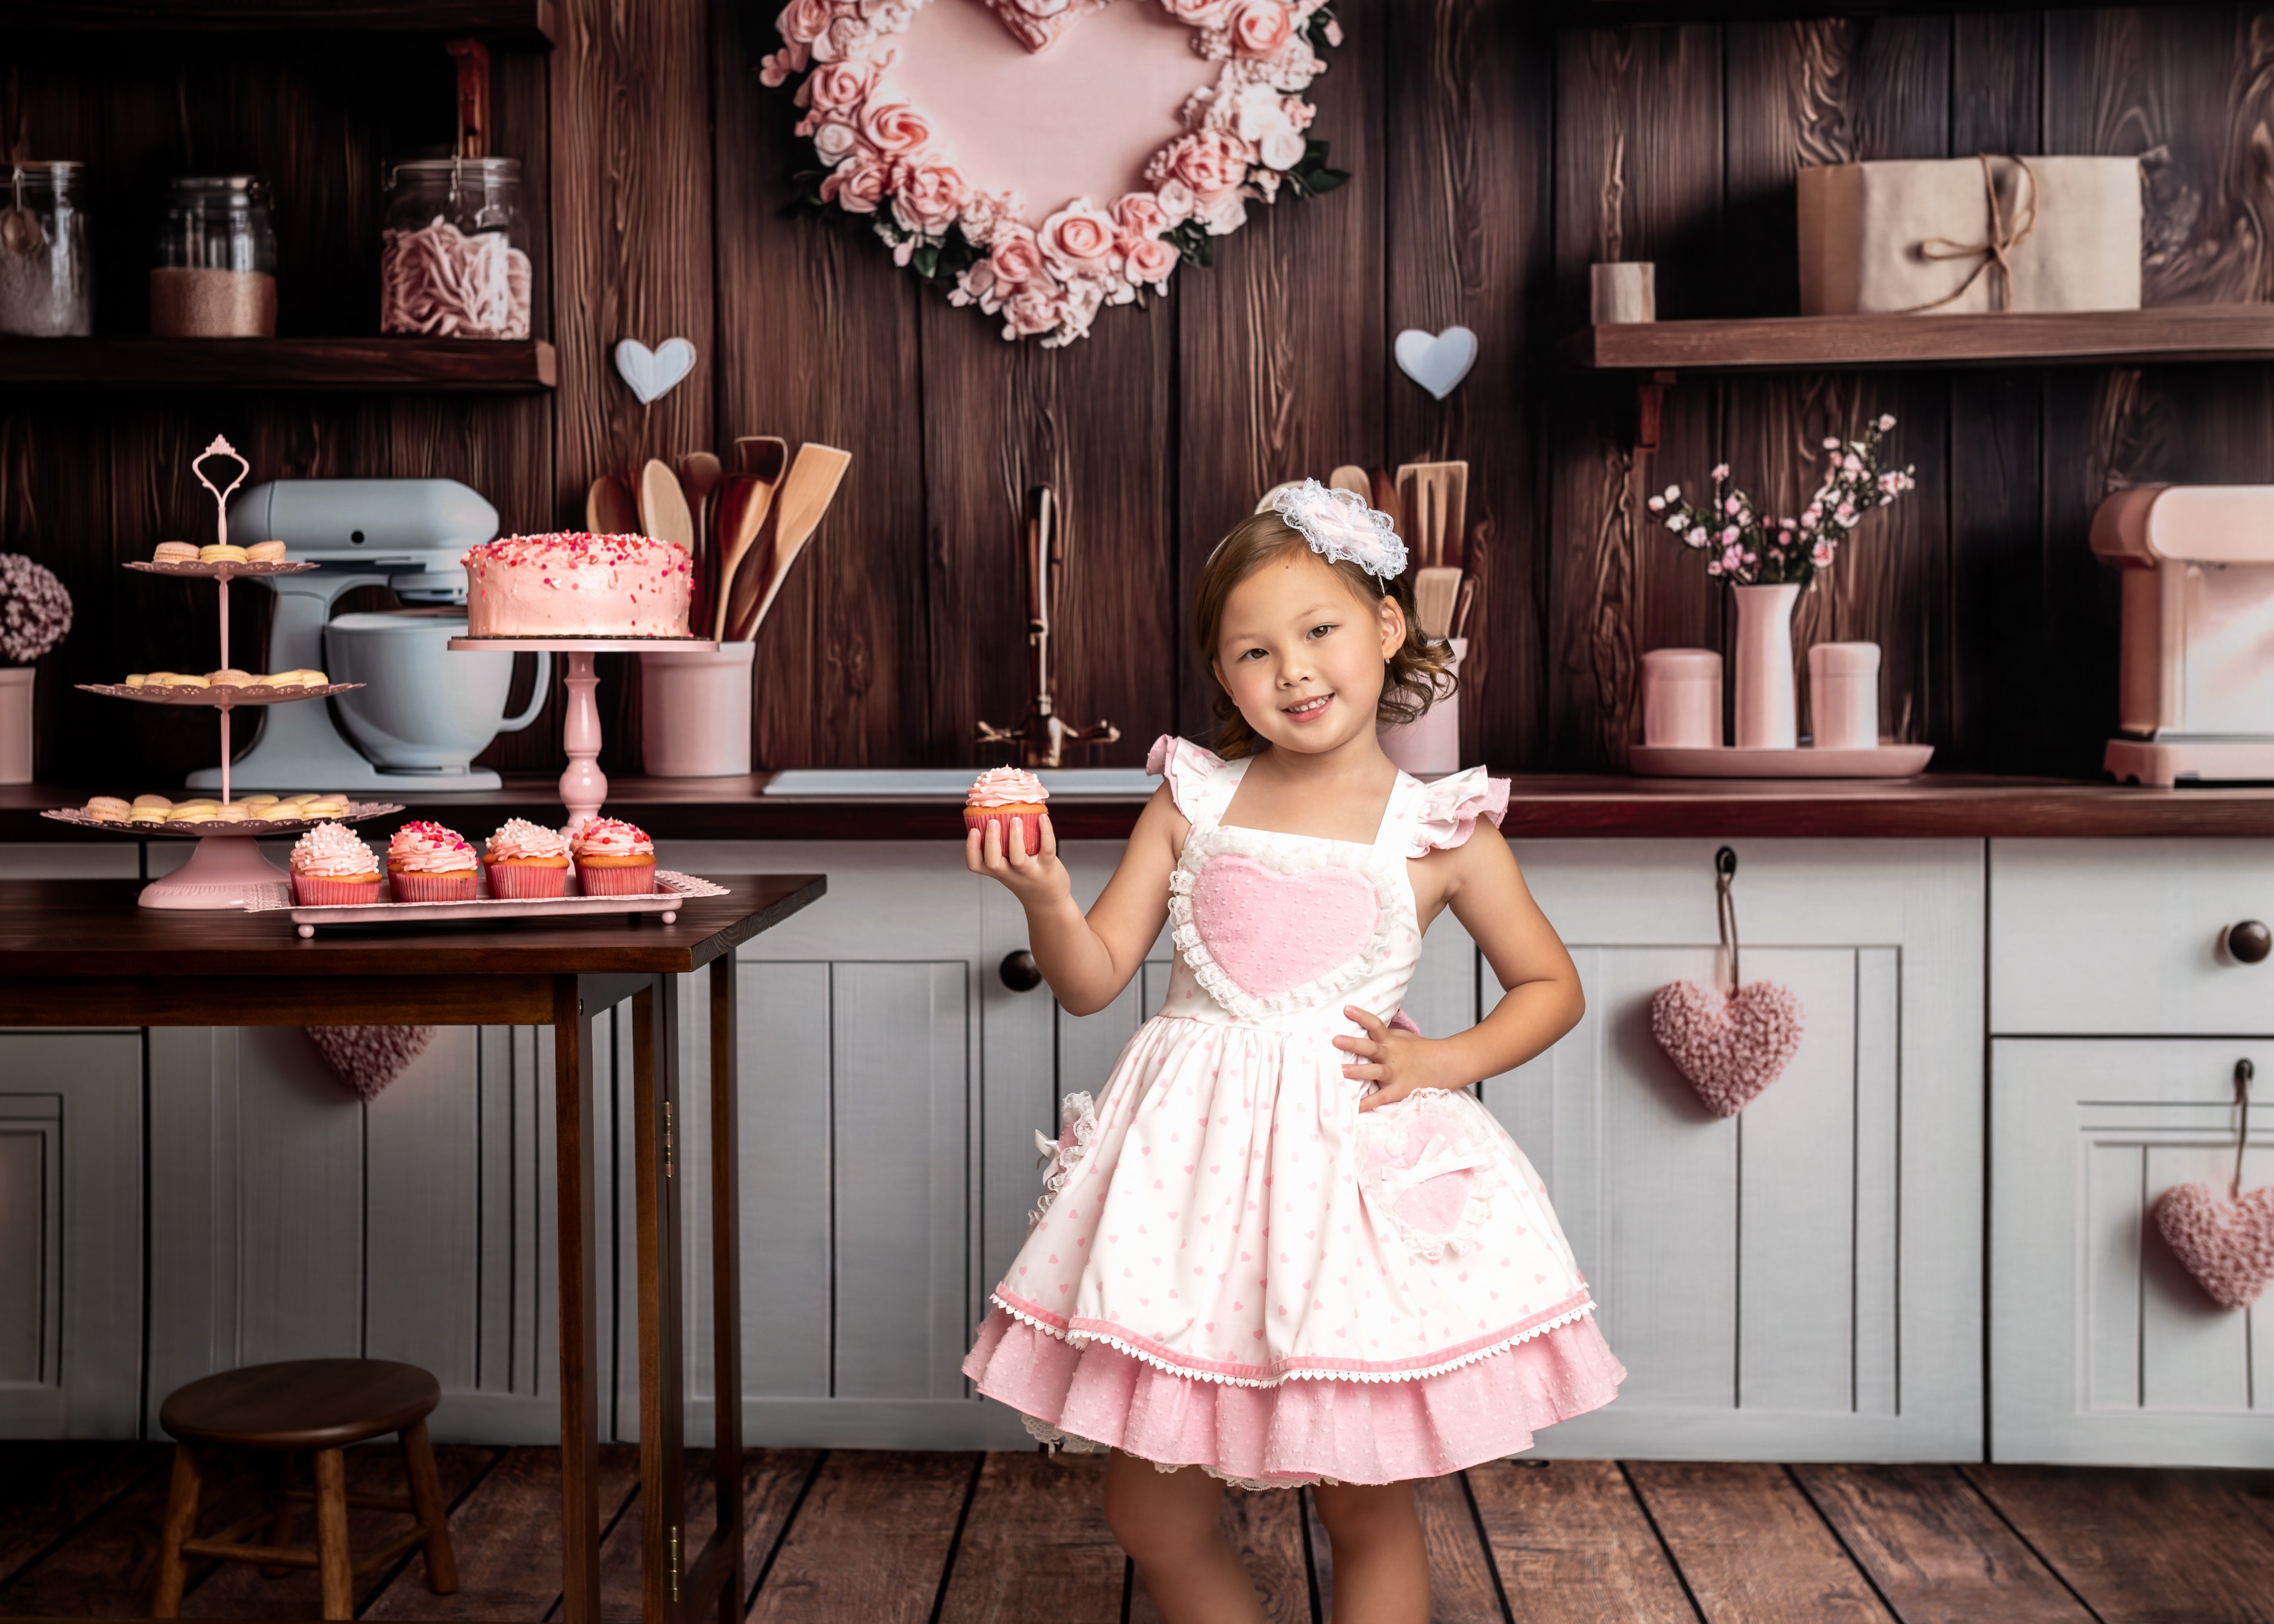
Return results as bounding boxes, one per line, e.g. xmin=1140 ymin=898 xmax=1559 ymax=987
xmin=153 ymin=1358 xmax=459 ymax=1621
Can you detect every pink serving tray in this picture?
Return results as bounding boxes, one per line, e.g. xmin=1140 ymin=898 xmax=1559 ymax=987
xmin=245 ymin=869 xmax=728 ymax=936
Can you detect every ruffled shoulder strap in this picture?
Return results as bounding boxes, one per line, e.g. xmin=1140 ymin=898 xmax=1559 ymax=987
xmin=1400 ymin=766 xmax=1511 ymax=858
xmin=1145 ymin=734 xmax=1236 ymax=826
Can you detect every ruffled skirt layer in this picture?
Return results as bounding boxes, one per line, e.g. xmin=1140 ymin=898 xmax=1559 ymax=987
xmin=963 ymin=1303 xmax=1626 ymax=1487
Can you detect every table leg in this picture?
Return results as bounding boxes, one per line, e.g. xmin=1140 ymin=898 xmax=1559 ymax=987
xmin=707 ymin=954 xmax=746 ymax=1624
xmin=553 ymin=978 xmax=604 ymax=1624
xmin=632 ymin=977 xmax=686 ymax=1624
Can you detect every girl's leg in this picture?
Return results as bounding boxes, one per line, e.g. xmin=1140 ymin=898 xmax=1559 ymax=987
xmin=1103 ymin=1451 xmax=1264 ymax=1624
xmin=1311 ymin=1479 xmax=1430 ymax=1624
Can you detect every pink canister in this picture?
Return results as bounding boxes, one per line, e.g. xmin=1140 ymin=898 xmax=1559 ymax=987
xmin=1807 ymin=642 xmax=1881 ymax=749
xmin=1641 ymin=648 xmax=1722 ymax=748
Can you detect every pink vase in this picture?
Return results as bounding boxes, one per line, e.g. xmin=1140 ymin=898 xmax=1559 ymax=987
xmin=1732 ymin=583 xmax=1799 ymax=750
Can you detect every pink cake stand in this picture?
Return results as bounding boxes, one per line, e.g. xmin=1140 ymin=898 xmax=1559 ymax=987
xmin=446 ymin=637 xmax=718 ymax=829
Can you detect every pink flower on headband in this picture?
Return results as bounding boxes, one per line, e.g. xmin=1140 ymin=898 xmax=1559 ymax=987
xmin=1271 ymin=479 xmax=1408 ymax=580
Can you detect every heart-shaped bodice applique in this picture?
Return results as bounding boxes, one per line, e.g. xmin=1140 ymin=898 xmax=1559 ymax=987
xmin=1189 ymin=853 xmax=1380 ymax=1000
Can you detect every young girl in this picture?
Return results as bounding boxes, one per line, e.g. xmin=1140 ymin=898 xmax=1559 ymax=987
xmin=962 ymin=480 xmax=1623 ymax=1623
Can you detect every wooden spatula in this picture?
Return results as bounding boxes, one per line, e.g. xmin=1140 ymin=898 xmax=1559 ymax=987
xmin=1395 ymin=462 xmax=1469 ymax=570
xmin=1413 ymin=566 xmax=1462 ymax=639
xmin=638 ymin=459 xmax=696 ymax=552
xmin=710 ymin=439 xmax=789 ymax=641
xmin=1328 ymin=465 xmax=1370 ymax=499
xmin=585 ymin=474 xmax=637 ymax=535
xmin=728 ymin=443 xmax=851 ymax=642
xmin=1370 ymin=468 xmax=1401 ymax=538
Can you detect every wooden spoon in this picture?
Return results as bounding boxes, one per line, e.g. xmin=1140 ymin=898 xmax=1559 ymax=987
xmin=729 ymin=443 xmax=851 ymax=642
xmin=1413 ymin=566 xmax=1462 ymax=638
xmin=677 ymin=451 xmax=723 ymax=544
xmin=1370 ymin=468 xmax=1401 ymax=538
xmin=638 ymin=459 xmax=696 ymax=551
xmin=585 ymin=474 xmax=637 ymax=535
xmin=1395 ymin=461 xmax=1468 ymax=570
xmin=1328 ymin=465 xmax=1370 ymax=499
xmin=711 ymin=440 xmax=790 ymax=641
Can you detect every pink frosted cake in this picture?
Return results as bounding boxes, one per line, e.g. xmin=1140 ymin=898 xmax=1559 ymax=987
xmin=462 ymin=533 xmax=693 ymax=638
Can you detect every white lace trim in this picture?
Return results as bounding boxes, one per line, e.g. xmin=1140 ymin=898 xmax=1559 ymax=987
xmin=1027 ymin=1092 xmax=1099 ymax=1230
xmin=1404 ymin=766 xmax=1510 ymax=858
xmin=1354 ymin=1090 xmax=1502 ymax=1261
xmin=1148 ymin=734 xmax=1234 ymax=826
xmin=990 ymin=1291 xmax=1596 ymax=1391
xmin=1165 ymin=825 xmax=1409 ymax=1023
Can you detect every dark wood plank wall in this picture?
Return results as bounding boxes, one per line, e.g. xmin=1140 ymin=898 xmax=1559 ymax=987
xmin=8 ymin=3 xmax=2274 ymax=784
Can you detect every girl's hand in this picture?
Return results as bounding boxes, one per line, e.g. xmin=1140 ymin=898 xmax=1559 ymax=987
xmin=965 ymin=813 xmax=1074 ymax=908
xmin=1339 ymin=1006 xmax=1466 ymax=1111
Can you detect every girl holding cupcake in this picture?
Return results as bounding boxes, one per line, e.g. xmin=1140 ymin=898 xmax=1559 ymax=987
xmin=961 ymin=480 xmax=1620 ymax=1622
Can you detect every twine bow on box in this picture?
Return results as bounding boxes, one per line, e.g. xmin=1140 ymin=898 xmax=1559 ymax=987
xmin=1899 ymin=152 xmax=2041 ymax=314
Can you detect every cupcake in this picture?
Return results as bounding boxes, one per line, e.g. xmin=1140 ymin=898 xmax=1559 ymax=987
xmin=570 ymin=817 xmax=657 ymax=896
xmin=291 ymin=823 xmax=382 ymax=906
xmin=386 ymin=821 xmax=480 ymax=902
xmin=965 ymin=767 xmax=1048 ymax=856
xmin=484 ymin=818 xmax=573 ymax=899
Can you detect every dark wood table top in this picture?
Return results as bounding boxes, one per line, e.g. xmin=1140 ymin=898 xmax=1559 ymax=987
xmin=0 ymin=874 xmax=825 ymax=978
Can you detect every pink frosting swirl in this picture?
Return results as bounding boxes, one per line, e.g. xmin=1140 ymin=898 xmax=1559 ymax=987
xmin=968 ymin=767 xmax=1048 ymax=808
xmin=486 ymin=817 xmax=571 ymax=863
xmin=571 ymin=817 xmax=654 ymax=858
xmin=388 ymin=820 xmax=478 ymax=873
xmin=291 ymin=823 xmax=377 ymax=879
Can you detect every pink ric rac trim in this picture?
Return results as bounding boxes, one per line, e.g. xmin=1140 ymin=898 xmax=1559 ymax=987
xmin=990 ymin=1285 xmax=1597 ymax=1389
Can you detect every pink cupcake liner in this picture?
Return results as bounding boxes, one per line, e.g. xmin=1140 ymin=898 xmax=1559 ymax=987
xmin=576 ymin=859 xmax=657 ymax=896
xmin=486 ymin=860 xmax=570 ymax=899
xmin=293 ymin=871 xmax=384 ymax=907
xmin=389 ymin=869 xmax=479 ymax=903
xmin=964 ymin=807 xmax=1043 ymax=856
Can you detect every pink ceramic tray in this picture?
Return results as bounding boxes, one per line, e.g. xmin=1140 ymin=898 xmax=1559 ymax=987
xmin=245 ymin=869 xmax=729 ymax=936
xmin=1629 ymin=743 xmax=1935 ymax=779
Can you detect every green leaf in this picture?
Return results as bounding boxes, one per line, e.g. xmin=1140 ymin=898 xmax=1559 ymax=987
xmin=911 ymin=243 xmax=940 ymax=279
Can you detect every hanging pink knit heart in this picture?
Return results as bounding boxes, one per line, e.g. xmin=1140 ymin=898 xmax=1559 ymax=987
xmin=2152 ymin=1182 xmax=2274 ymax=1310
xmin=306 ymin=1024 xmax=436 ymax=1103
xmin=1649 ymin=979 xmax=1806 ymax=1117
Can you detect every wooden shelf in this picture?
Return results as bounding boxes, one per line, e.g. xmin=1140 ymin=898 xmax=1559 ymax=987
xmin=1567 ymin=305 xmax=2274 ymax=373
xmin=0 ymin=337 xmax=557 ymax=392
xmin=5 ymin=1 xmax=554 ymax=44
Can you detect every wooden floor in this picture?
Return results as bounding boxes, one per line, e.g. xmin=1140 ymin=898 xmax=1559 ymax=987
xmin=1 ymin=1445 xmax=2270 ymax=1623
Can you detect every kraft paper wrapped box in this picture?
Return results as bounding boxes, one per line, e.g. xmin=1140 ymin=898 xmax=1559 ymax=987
xmin=1797 ymin=155 xmax=2142 ymax=315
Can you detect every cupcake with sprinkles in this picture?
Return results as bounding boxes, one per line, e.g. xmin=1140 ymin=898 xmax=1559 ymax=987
xmin=290 ymin=823 xmax=381 ymax=907
xmin=483 ymin=817 xmax=573 ymax=899
xmin=964 ymin=767 xmax=1048 ymax=856
xmin=570 ymin=817 xmax=656 ymax=895
xmin=387 ymin=821 xmax=479 ymax=902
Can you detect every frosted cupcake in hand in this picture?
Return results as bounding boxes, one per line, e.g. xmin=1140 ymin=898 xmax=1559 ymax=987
xmin=570 ymin=817 xmax=656 ymax=895
xmin=965 ymin=767 xmax=1047 ymax=857
xmin=387 ymin=821 xmax=479 ymax=902
xmin=290 ymin=823 xmax=380 ymax=907
xmin=483 ymin=818 xmax=573 ymax=899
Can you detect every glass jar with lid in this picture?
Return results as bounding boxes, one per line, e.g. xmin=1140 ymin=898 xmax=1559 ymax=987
xmin=380 ymin=157 xmax=530 ymax=340
xmin=0 ymin=162 xmax=92 ymax=337
xmin=151 ymin=175 xmax=278 ymax=338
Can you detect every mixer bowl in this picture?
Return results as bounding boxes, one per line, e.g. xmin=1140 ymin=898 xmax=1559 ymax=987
xmin=325 ymin=610 xmax=547 ymax=771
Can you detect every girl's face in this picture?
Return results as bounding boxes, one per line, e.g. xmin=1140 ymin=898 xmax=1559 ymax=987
xmin=1210 ymin=547 xmax=1405 ymax=755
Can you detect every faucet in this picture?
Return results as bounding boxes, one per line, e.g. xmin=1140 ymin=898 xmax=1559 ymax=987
xmin=976 ymin=484 xmax=1120 ymax=768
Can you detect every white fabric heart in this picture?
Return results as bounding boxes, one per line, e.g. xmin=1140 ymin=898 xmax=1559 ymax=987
xmin=614 ymin=337 xmax=697 ymax=405
xmin=1393 ymin=326 xmax=1478 ymax=400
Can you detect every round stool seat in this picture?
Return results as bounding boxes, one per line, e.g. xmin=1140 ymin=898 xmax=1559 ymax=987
xmin=161 ymin=1359 xmax=441 ymax=1451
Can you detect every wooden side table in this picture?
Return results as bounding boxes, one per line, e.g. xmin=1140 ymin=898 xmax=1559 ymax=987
xmin=0 ymin=874 xmax=825 ymax=1624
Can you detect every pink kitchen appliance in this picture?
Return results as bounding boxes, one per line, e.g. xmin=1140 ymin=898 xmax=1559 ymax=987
xmin=2093 ymin=484 xmax=2274 ymax=785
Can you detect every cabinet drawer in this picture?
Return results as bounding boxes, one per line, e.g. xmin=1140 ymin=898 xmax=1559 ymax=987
xmin=1991 ymin=840 xmax=2274 ymax=1035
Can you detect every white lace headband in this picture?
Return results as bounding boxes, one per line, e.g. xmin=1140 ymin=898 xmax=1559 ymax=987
xmin=1271 ymin=478 xmax=1408 ymax=581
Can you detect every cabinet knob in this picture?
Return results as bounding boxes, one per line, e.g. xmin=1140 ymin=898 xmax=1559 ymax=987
xmin=2228 ymin=921 xmax=2272 ymax=964
xmin=999 ymin=950 xmax=1043 ymax=992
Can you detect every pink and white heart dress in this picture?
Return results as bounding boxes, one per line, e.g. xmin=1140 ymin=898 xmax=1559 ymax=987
xmin=964 ymin=735 xmax=1625 ymax=1488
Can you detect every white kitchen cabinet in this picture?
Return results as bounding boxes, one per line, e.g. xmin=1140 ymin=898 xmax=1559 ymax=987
xmin=1494 ymin=840 xmax=1986 ymax=1461
xmin=1991 ymin=1039 xmax=2273 ymax=1465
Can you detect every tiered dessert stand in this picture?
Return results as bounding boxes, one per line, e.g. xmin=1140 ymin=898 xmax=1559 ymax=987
xmin=40 ymin=437 xmax=401 ymax=908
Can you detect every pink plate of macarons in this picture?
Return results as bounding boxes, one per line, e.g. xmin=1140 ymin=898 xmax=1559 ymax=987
xmin=245 ymin=815 xmax=729 ymax=936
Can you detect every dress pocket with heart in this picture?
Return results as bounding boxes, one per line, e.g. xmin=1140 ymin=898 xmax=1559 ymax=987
xmin=1354 ymin=1089 xmax=1501 ymax=1261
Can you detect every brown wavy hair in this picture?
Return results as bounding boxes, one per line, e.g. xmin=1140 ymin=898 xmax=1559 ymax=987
xmin=1191 ymin=511 xmax=1457 ymax=760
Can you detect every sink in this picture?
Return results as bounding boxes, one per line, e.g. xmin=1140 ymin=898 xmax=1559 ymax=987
xmin=763 ymin=767 xmax=1159 ymax=797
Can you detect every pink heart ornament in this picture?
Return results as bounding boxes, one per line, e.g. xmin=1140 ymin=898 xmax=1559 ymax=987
xmin=2153 ymin=1182 xmax=2274 ymax=1310
xmin=306 ymin=1024 xmax=436 ymax=1102
xmin=1190 ymin=854 xmax=1378 ymax=998
xmin=1649 ymin=979 xmax=1805 ymax=1116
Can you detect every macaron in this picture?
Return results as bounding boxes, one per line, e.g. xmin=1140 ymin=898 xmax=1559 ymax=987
xmin=241 ymin=794 xmax=279 ymax=809
xmin=207 ymin=669 xmax=254 ymax=687
xmin=199 ymin=543 xmax=249 ymax=563
xmin=129 ymin=806 xmax=168 ymax=824
xmin=131 ymin=794 xmax=173 ymax=810
xmin=124 ymin=674 xmax=146 ymax=688
xmin=153 ymin=541 xmax=199 ymax=563
xmin=165 ymin=807 xmax=211 ymax=823
xmin=245 ymin=539 xmax=288 ymax=563
xmin=209 ymin=804 xmax=250 ymax=822
xmin=85 ymin=796 xmax=130 ymax=820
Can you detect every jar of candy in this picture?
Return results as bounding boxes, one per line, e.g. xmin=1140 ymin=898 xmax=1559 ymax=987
xmin=151 ymin=175 xmax=278 ymax=338
xmin=380 ymin=157 xmax=530 ymax=340
xmin=0 ymin=162 xmax=92 ymax=337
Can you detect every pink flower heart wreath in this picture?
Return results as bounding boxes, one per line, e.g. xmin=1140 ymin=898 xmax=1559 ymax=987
xmin=2151 ymin=1058 xmax=2274 ymax=1311
xmin=761 ymin=0 xmax=1349 ymax=348
xmin=1648 ymin=847 xmax=1806 ymax=1117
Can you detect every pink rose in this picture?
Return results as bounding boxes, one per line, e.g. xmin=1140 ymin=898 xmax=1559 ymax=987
xmin=1123 ymin=234 xmax=1179 ymax=286
xmin=757 ymin=44 xmax=808 ymax=87
xmin=1112 ymin=192 xmax=1170 ymax=240
xmin=814 ymin=14 xmax=868 ymax=61
xmin=859 ymin=101 xmax=930 ymax=156
xmin=989 ymin=226 xmax=1046 ymax=287
xmin=1191 ymin=187 xmax=1249 ymax=235
xmin=1003 ymin=279 xmax=1070 ymax=339
xmin=1146 ymin=129 xmax=1254 ymax=198
xmin=1229 ymin=0 xmax=1292 ymax=56
xmin=777 ymin=0 xmax=831 ymax=44
xmin=1040 ymin=203 xmax=1118 ymax=272
xmin=809 ymin=118 xmax=859 ymax=163
xmin=820 ymin=153 xmax=890 ymax=214
xmin=1152 ymin=178 xmax=1196 ymax=222
xmin=1286 ymin=97 xmax=1315 ymax=131
xmin=892 ymin=157 xmax=971 ymax=237
xmin=804 ymin=58 xmax=876 ymax=114
xmin=1258 ymin=126 xmax=1305 ymax=170
xmin=1161 ymin=0 xmax=1231 ymax=22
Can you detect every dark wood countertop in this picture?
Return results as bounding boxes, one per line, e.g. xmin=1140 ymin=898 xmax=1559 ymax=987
xmin=11 ymin=772 xmax=2274 ymax=840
